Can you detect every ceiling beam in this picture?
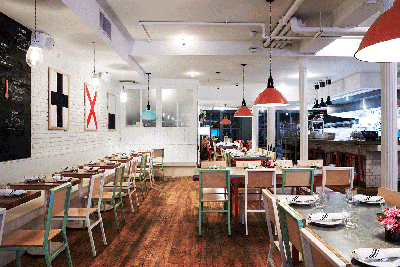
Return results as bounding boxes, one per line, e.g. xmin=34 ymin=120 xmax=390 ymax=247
xmin=61 ymin=0 xmax=146 ymax=82
xmin=334 ymin=0 xmax=380 ymax=26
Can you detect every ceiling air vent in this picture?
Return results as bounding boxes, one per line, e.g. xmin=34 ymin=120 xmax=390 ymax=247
xmin=100 ymin=11 xmax=111 ymax=40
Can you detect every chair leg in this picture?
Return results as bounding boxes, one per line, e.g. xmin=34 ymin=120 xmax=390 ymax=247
xmin=245 ymin=204 xmax=248 ymax=236
xmin=44 ymin=249 xmax=52 ymax=267
xmin=228 ymin=202 xmax=231 ymax=236
xmin=98 ymin=210 xmax=107 ymax=246
xmin=162 ymin=167 xmax=165 ymax=181
xmin=16 ymin=250 xmax=21 ymax=267
xmin=199 ymin=202 xmax=202 ymax=236
xmin=113 ymin=201 xmax=120 ymax=229
xmin=128 ymin=188 xmax=134 ymax=212
xmin=87 ymin=219 xmax=96 ymax=257
xmin=120 ymin=200 xmax=126 ymax=222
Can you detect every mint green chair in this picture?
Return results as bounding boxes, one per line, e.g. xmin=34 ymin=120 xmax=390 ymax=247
xmin=282 ymin=168 xmax=314 ymax=195
xmin=0 ymin=183 xmax=73 ymax=267
xmin=199 ymin=169 xmax=231 ymax=236
xmin=213 ymin=144 xmax=224 ymax=161
xmin=278 ymin=201 xmax=306 ymax=267
xmin=152 ymin=148 xmax=165 ymax=181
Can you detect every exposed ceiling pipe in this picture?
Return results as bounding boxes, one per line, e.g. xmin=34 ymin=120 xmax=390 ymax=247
xmin=271 ymin=23 xmax=291 ymax=48
xmin=290 ymin=17 xmax=369 ymax=35
xmin=263 ymin=0 xmax=306 ymax=48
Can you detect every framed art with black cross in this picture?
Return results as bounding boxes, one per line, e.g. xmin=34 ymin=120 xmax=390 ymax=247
xmin=48 ymin=67 xmax=69 ymax=130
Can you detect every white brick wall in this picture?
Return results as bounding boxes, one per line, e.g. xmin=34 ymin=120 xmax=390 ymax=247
xmin=0 ymin=48 xmax=122 ymax=183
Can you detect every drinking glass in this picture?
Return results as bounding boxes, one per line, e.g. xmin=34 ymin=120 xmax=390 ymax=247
xmin=345 ymin=188 xmax=354 ymax=203
xmin=344 ymin=208 xmax=359 ymax=230
xmin=380 ymin=202 xmax=388 ymax=212
xmin=38 ymin=173 xmax=46 ymax=182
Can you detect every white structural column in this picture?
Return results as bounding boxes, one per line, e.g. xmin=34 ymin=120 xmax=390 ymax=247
xmin=380 ymin=63 xmax=398 ymax=191
xmin=380 ymin=0 xmax=397 ymax=191
xmin=252 ymin=106 xmax=259 ymax=150
xmin=299 ymin=59 xmax=308 ymax=160
xmin=267 ymin=107 xmax=276 ymax=149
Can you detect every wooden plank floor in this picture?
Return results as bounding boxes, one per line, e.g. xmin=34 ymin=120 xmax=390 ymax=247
xmin=6 ymin=177 xmax=282 ymax=267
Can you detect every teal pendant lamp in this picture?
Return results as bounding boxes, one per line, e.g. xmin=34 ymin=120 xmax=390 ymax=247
xmin=140 ymin=73 xmax=157 ymax=120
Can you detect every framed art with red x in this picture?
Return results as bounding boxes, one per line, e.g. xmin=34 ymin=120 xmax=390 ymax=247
xmin=84 ymin=82 xmax=98 ymax=131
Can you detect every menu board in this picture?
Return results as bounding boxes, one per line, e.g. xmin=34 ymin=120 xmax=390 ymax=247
xmin=0 ymin=12 xmax=32 ymax=161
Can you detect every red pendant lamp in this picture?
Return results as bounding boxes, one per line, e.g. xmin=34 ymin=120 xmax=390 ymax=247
xmin=355 ymin=0 xmax=400 ymax=62
xmin=234 ymin=64 xmax=254 ymax=117
xmin=253 ymin=0 xmax=288 ymax=107
xmin=220 ymin=104 xmax=231 ymax=125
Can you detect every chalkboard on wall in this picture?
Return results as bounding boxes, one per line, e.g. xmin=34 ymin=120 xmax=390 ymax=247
xmin=0 ymin=12 xmax=32 ymax=161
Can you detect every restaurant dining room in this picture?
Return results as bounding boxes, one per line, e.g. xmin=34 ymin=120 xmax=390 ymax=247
xmin=1 ymin=0 xmax=400 ymax=266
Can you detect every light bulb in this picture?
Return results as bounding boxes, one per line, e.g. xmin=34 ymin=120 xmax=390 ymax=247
xmin=120 ymin=91 xmax=127 ymax=103
xmin=26 ymin=42 xmax=43 ymax=68
xmin=91 ymin=73 xmax=100 ymax=89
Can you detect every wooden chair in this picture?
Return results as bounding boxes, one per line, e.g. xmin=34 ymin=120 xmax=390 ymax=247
xmin=236 ymin=161 xmax=262 ymax=168
xmin=268 ymin=151 xmax=276 ymax=161
xmin=200 ymin=160 xmax=227 ymax=169
xmin=262 ymin=189 xmax=287 ymax=267
xmin=152 ymin=148 xmax=165 ymax=181
xmin=278 ymin=201 xmax=306 ymax=267
xmin=378 ymin=187 xmax=400 ymax=207
xmin=275 ymin=159 xmax=293 ymax=167
xmin=106 ymin=157 xmax=140 ymax=212
xmin=240 ymin=169 xmax=276 ymax=235
xmin=90 ymin=166 xmax=126 ymax=229
xmin=0 ymin=208 xmax=6 ymax=245
xmin=300 ymin=227 xmax=350 ymax=267
xmin=282 ymin=168 xmax=314 ymax=195
xmin=144 ymin=150 xmax=155 ymax=188
xmin=135 ymin=155 xmax=149 ymax=198
xmin=297 ymin=159 xmax=323 ymax=168
xmin=213 ymin=144 xmax=224 ymax=161
xmin=53 ymin=173 xmax=107 ymax=256
xmin=198 ymin=169 xmax=231 ymax=236
xmin=0 ymin=183 xmax=73 ymax=267
xmin=322 ymin=167 xmax=354 ymax=193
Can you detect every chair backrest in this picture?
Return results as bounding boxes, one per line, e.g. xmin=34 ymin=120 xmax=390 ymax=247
xmin=199 ymin=169 xmax=230 ymax=189
xmin=200 ymin=161 xmax=227 ymax=169
xmin=245 ymin=169 xmax=276 ymax=194
xmin=275 ymin=159 xmax=293 ymax=167
xmin=378 ymin=187 xmax=400 ymax=207
xmin=46 ymin=183 xmax=72 ymax=246
xmin=300 ymin=227 xmax=350 ymax=267
xmin=236 ymin=161 xmax=262 ymax=168
xmin=153 ymin=148 xmax=164 ymax=159
xmin=278 ymin=201 xmax=305 ymax=267
xmin=322 ymin=167 xmax=354 ymax=191
xmin=86 ymin=173 xmax=106 ymax=216
xmin=297 ymin=159 xmax=323 ymax=167
xmin=268 ymin=151 xmax=276 ymax=161
xmin=0 ymin=208 xmax=6 ymax=245
xmin=113 ymin=166 xmax=126 ymax=198
xmin=282 ymin=168 xmax=314 ymax=194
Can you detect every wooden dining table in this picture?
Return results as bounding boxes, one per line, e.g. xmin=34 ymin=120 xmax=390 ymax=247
xmin=193 ymin=166 xmax=323 ymax=232
xmin=0 ymin=191 xmax=41 ymax=210
xmin=292 ymin=193 xmax=400 ymax=266
xmin=86 ymin=161 xmax=121 ymax=169
xmin=61 ymin=168 xmax=105 ymax=199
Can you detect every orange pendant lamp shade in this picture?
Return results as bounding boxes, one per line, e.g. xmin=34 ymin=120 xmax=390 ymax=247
xmin=234 ymin=64 xmax=254 ymax=117
xmin=254 ymin=76 xmax=289 ymax=107
xmin=220 ymin=118 xmax=231 ymax=125
xmin=234 ymin=104 xmax=254 ymax=117
xmin=355 ymin=0 xmax=400 ymax=62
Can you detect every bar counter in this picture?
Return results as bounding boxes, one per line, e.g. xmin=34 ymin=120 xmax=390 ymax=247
xmin=309 ymin=139 xmax=400 ymax=187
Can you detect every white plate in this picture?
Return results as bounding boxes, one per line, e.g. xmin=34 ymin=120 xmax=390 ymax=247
xmin=290 ymin=200 xmax=315 ymax=205
xmin=353 ymin=257 xmax=400 ymax=266
xmin=310 ymin=220 xmax=344 ymax=226
xmin=360 ymin=200 xmax=384 ymax=204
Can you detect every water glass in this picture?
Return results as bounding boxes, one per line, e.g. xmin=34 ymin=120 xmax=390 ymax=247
xmin=344 ymin=208 xmax=359 ymax=229
xmin=345 ymin=188 xmax=354 ymax=202
xmin=380 ymin=202 xmax=388 ymax=212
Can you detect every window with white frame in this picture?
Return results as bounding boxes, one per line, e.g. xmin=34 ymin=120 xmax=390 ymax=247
xmin=162 ymin=88 xmax=193 ymax=127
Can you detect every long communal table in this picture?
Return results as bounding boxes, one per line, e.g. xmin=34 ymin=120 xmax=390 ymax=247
xmin=193 ymin=167 xmax=323 ymax=232
xmin=0 ymin=191 xmax=41 ymax=210
xmin=292 ymin=193 xmax=400 ymax=266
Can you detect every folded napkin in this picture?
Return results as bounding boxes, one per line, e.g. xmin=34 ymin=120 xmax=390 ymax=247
xmin=53 ymin=176 xmax=72 ymax=182
xmin=120 ymin=156 xmax=128 ymax=159
xmin=83 ymin=166 xmax=100 ymax=171
xmin=24 ymin=176 xmax=39 ymax=182
xmin=0 ymin=189 xmax=13 ymax=196
xmin=104 ymin=160 xmax=117 ymax=165
xmin=307 ymin=212 xmax=349 ymax=222
xmin=353 ymin=195 xmax=384 ymax=203
xmin=105 ymin=155 xmax=112 ymax=159
xmin=352 ymin=248 xmax=400 ymax=261
xmin=11 ymin=190 xmax=26 ymax=196
xmin=61 ymin=167 xmax=73 ymax=172
xmin=277 ymin=195 xmax=317 ymax=203
xmin=86 ymin=160 xmax=99 ymax=165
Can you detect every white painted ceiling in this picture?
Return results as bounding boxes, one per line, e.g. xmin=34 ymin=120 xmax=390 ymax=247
xmin=0 ymin=0 xmax=383 ymax=108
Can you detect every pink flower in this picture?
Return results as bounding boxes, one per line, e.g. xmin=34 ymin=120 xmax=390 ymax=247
xmin=386 ymin=208 xmax=400 ymax=218
xmin=381 ymin=217 xmax=398 ymax=231
xmin=377 ymin=215 xmax=384 ymax=222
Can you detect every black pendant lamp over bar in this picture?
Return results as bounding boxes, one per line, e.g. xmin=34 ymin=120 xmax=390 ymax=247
xmin=320 ymin=98 xmax=326 ymax=107
xmin=325 ymin=78 xmax=333 ymax=105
